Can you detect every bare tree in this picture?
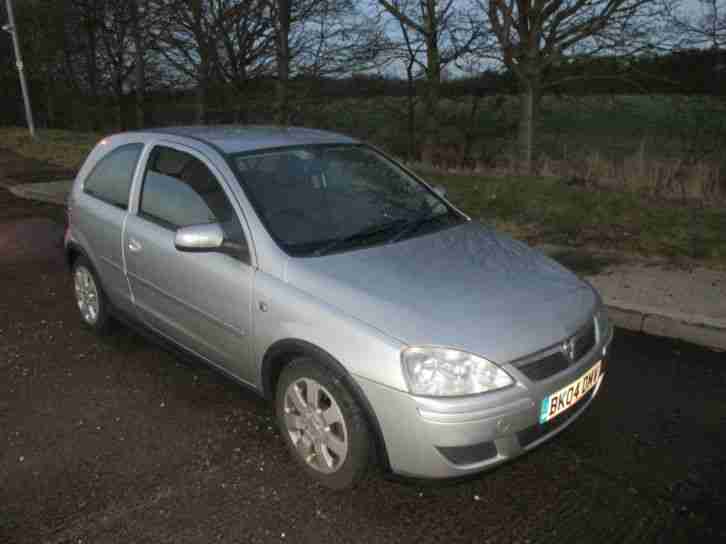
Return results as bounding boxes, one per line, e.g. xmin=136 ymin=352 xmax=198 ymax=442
xmin=216 ymin=0 xmax=274 ymax=105
xmin=482 ymin=0 xmax=663 ymax=172
xmin=69 ymin=0 xmax=106 ymax=128
xmin=155 ymin=0 xmax=271 ymax=123
xmin=264 ymin=0 xmax=384 ymax=124
xmin=129 ymin=0 xmax=156 ymax=128
xmin=375 ymin=0 xmax=481 ymax=163
xmin=97 ymin=1 xmax=136 ymax=129
xmin=266 ymin=0 xmax=293 ymax=123
xmin=399 ymin=17 xmax=426 ymax=160
xmin=668 ymin=0 xmax=725 ymax=50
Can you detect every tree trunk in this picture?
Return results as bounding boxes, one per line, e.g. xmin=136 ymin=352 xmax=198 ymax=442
xmin=196 ymin=55 xmax=209 ymax=124
xmin=117 ymin=89 xmax=125 ymax=131
xmin=276 ymin=56 xmax=289 ymax=124
xmin=405 ymin=59 xmax=416 ymax=161
xmin=275 ymin=0 xmax=291 ymax=125
xmin=196 ymin=81 xmax=207 ymax=124
xmin=516 ymin=59 xmax=545 ymax=174
xmin=130 ymin=0 xmax=146 ymax=129
xmin=518 ymin=83 xmax=535 ymax=174
xmin=86 ymin=23 xmax=99 ymax=130
xmin=45 ymin=77 xmax=55 ymax=128
xmin=421 ymin=33 xmax=440 ymax=165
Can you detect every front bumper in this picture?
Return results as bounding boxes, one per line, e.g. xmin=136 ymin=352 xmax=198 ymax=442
xmin=356 ymin=323 xmax=614 ymax=479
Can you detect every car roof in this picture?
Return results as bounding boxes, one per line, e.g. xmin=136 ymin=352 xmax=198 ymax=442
xmin=138 ymin=125 xmax=359 ymax=155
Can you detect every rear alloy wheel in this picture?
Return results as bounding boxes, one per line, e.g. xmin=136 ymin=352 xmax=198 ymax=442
xmin=72 ymin=256 xmax=111 ymax=334
xmin=275 ymin=357 xmax=371 ymax=489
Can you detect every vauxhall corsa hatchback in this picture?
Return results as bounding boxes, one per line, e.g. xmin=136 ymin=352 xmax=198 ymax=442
xmin=65 ymin=126 xmax=613 ymax=489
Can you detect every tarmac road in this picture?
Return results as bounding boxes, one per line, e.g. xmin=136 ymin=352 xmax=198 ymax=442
xmin=1 ymin=189 xmax=725 ymax=543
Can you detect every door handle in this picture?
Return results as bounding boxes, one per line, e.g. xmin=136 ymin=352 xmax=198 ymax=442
xmin=127 ymin=238 xmax=143 ymax=253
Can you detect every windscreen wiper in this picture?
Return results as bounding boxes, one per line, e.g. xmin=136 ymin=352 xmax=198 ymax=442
xmin=387 ymin=211 xmax=450 ymax=245
xmin=313 ymin=219 xmax=407 ymax=256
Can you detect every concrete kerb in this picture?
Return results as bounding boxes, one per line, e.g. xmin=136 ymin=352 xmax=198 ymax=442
xmin=606 ymin=304 xmax=726 ymax=351
xmin=538 ymin=245 xmax=726 ymax=351
xmin=9 ymin=180 xmax=73 ymax=205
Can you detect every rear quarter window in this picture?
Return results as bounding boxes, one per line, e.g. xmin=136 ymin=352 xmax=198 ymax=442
xmin=83 ymin=143 xmax=143 ymax=209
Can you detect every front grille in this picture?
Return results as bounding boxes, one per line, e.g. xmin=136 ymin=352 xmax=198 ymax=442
xmin=517 ymin=388 xmax=595 ymax=448
xmin=573 ymin=322 xmax=596 ymax=361
xmin=519 ymin=352 xmax=568 ymax=381
xmin=517 ymin=320 xmax=597 ymax=382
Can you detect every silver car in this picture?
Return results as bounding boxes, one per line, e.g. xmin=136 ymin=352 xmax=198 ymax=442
xmin=65 ymin=126 xmax=613 ymax=489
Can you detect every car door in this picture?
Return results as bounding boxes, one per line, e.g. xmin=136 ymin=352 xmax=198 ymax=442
xmin=124 ymin=142 xmax=256 ymax=386
xmin=73 ymin=141 xmax=144 ymax=316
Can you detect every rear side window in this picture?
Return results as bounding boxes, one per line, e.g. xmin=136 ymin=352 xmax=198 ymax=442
xmin=139 ymin=146 xmax=245 ymax=242
xmin=83 ymin=143 xmax=143 ymax=209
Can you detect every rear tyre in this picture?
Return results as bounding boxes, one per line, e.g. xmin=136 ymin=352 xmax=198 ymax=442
xmin=275 ymin=357 xmax=372 ymax=489
xmin=72 ymin=256 xmax=111 ymax=335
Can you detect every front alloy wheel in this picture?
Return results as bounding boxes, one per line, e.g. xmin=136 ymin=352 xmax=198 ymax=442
xmin=283 ymin=377 xmax=349 ymax=474
xmin=275 ymin=357 xmax=371 ymax=489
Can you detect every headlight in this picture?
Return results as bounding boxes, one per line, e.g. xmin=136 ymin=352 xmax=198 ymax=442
xmin=401 ymin=347 xmax=514 ymax=397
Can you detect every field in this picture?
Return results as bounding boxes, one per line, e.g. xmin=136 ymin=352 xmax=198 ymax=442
xmin=296 ymin=94 xmax=725 ymax=158
xmin=1 ymin=93 xmax=725 ymax=264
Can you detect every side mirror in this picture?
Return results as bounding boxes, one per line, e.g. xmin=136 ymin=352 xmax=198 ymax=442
xmin=175 ymin=223 xmax=225 ymax=252
xmin=175 ymin=223 xmax=249 ymax=261
xmin=433 ymin=185 xmax=447 ymax=198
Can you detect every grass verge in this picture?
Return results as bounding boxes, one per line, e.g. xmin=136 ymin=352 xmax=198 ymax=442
xmin=426 ymin=172 xmax=726 ymax=266
xmin=0 ymin=127 xmax=99 ymax=171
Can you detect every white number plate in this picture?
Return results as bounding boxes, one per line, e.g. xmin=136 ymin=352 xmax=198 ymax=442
xmin=539 ymin=361 xmax=602 ymax=423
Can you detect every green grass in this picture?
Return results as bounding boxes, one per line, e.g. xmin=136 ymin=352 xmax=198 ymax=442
xmin=0 ymin=127 xmax=99 ymax=171
xmin=425 ymin=172 xmax=726 ymax=265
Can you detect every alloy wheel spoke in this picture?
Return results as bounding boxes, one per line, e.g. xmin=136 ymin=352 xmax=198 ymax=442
xmin=321 ymin=403 xmax=344 ymax=427
xmin=289 ymin=384 xmax=308 ymax=413
xmin=284 ymin=412 xmax=305 ymax=431
xmin=306 ymin=380 xmax=321 ymax=410
xmin=296 ymin=433 xmax=313 ymax=458
xmin=325 ymin=433 xmax=347 ymax=458
xmin=315 ymin=439 xmax=333 ymax=469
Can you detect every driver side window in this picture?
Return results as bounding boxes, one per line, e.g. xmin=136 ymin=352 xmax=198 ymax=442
xmin=139 ymin=146 xmax=248 ymax=256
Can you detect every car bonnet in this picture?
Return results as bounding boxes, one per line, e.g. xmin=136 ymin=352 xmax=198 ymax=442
xmin=285 ymin=221 xmax=597 ymax=365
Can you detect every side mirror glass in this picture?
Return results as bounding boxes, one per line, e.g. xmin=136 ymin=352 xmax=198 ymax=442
xmin=175 ymin=223 xmax=225 ymax=252
xmin=433 ymin=185 xmax=447 ymax=198
xmin=175 ymin=223 xmax=249 ymax=261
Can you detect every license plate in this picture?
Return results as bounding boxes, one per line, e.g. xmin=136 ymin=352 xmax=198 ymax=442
xmin=539 ymin=361 xmax=602 ymax=423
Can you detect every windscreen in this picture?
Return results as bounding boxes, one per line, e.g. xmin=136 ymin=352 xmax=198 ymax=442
xmin=230 ymin=144 xmax=458 ymax=256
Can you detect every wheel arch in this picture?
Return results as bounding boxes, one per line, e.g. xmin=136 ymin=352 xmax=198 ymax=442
xmin=65 ymin=242 xmax=111 ymax=301
xmin=261 ymin=338 xmax=391 ymax=472
xmin=65 ymin=241 xmax=89 ymax=270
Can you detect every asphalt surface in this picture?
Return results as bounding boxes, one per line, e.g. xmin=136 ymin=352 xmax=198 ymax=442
xmin=1 ymin=185 xmax=725 ymax=543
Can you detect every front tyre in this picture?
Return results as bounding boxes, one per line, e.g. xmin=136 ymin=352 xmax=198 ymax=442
xmin=72 ymin=256 xmax=111 ymax=334
xmin=275 ymin=357 xmax=371 ymax=489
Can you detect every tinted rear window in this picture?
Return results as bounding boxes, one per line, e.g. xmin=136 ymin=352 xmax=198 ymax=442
xmin=83 ymin=143 xmax=143 ymax=209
